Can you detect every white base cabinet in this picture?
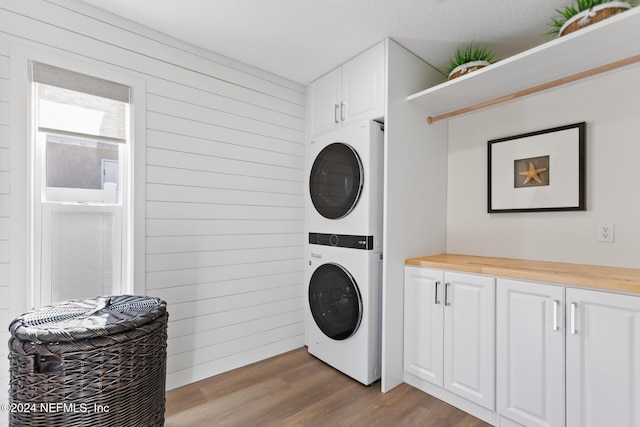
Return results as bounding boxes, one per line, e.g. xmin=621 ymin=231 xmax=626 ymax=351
xmin=404 ymin=266 xmax=444 ymax=386
xmin=497 ymin=279 xmax=640 ymax=427
xmin=497 ymin=279 xmax=566 ymax=427
xmin=404 ymin=266 xmax=495 ymax=412
xmin=406 ymin=265 xmax=640 ymax=427
xmin=566 ymin=288 xmax=640 ymax=427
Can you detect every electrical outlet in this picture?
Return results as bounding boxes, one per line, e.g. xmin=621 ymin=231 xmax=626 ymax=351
xmin=597 ymin=223 xmax=615 ymax=243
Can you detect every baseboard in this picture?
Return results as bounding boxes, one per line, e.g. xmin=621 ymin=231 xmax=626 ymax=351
xmin=404 ymin=373 xmax=497 ymax=426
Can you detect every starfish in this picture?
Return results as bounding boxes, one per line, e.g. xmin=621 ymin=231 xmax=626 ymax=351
xmin=519 ymin=161 xmax=547 ymax=184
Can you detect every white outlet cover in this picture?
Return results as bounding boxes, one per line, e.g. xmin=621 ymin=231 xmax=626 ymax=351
xmin=598 ymin=223 xmax=615 ymax=243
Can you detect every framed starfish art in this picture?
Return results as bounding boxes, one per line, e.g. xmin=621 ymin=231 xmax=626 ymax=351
xmin=488 ymin=122 xmax=585 ymax=213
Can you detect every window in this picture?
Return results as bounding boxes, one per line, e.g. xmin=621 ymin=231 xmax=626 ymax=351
xmin=31 ymin=62 xmax=132 ymax=306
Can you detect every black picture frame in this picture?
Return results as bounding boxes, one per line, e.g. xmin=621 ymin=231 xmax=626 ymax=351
xmin=488 ymin=122 xmax=586 ymax=213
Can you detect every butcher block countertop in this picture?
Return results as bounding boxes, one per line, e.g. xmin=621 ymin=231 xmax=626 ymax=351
xmin=405 ymin=254 xmax=640 ymax=295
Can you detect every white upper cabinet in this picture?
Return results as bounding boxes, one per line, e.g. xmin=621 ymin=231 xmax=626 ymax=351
xmin=308 ymin=41 xmax=385 ymax=136
xmin=566 ymin=288 xmax=640 ymax=427
xmin=307 ymin=68 xmax=341 ymax=136
xmin=340 ymin=43 xmax=385 ymax=125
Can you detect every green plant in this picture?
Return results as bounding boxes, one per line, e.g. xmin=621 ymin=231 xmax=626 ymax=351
xmin=444 ymin=44 xmax=494 ymax=76
xmin=548 ymin=0 xmax=638 ymax=35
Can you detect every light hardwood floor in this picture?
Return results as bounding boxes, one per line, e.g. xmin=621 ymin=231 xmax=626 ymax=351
xmin=165 ymin=347 xmax=491 ymax=427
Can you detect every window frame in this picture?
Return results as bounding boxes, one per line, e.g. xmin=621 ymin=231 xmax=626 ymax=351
xmin=9 ymin=45 xmax=146 ymax=315
xmin=33 ymin=129 xmax=128 ymax=307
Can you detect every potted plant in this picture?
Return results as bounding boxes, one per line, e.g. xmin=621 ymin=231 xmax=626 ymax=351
xmin=444 ymin=44 xmax=495 ymax=81
xmin=549 ymin=0 xmax=637 ymax=37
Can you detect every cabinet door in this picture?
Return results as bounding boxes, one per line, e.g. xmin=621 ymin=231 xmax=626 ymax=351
xmin=443 ymin=272 xmax=495 ymax=410
xmin=308 ymin=67 xmax=341 ymax=136
xmin=341 ymin=41 xmax=385 ymax=126
xmin=404 ymin=266 xmax=444 ymax=386
xmin=497 ymin=279 xmax=565 ymax=427
xmin=566 ymin=288 xmax=640 ymax=427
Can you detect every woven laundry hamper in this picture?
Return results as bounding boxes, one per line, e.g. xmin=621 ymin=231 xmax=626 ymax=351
xmin=8 ymin=295 xmax=168 ymax=427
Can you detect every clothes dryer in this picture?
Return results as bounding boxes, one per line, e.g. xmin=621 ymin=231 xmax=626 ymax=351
xmin=306 ymin=243 xmax=382 ymax=385
xmin=307 ymin=120 xmax=383 ymax=251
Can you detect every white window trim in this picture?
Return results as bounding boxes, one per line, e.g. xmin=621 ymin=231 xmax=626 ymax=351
xmin=10 ymin=43 xmax=146 ymax=315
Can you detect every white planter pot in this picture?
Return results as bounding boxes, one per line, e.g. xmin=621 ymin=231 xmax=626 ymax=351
xmin=559 ymin=1 xmax=631 ymax=37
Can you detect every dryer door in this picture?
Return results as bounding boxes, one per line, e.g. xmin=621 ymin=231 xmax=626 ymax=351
xmin=309 ymin=143 xmax=363 ymax=220
xmin=308 ymin=263 xmax=363 ymax=340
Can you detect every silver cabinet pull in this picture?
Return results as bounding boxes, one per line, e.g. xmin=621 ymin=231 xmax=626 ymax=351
xmin=553 ymin=300 xmax=560 ymax=331
xmin=334 ymin=104 xmax=340 ymax=124
xmin=570 ymin=302 xmax=578 ymax=335
xmin=340 ymin=101 xmax=346 ymax=122
xmin=434 ymin=281 xmax=441 ymax=305
xmin=444 ymin=282 xmax=451 ymax=306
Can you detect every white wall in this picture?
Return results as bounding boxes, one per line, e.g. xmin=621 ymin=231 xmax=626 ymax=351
xmin=382 ymin=40 xmax=447 ymax=392
xmin=447 ymin=64 xmax=640 ymax=268
xmin=0 ymin=23 xmax=9 ymax=426
xmin=0 ymin=0 xmax=305 ymax=421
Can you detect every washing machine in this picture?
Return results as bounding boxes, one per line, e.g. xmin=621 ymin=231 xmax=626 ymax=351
xmin=306 ymin=243 xmax=382 ymax=385
xmin=307 ymin=120 xmax=383 ymax=251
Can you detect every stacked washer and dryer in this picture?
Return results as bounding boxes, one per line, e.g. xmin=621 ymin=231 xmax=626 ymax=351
xmin=305 ymin=120 xmax=384 ymax=385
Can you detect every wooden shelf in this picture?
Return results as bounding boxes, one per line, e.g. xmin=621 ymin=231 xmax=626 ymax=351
xmin=407 ymin=7 xmax=640 ymax=121
xmin=405 ymin=254 xmax=640 ymax=295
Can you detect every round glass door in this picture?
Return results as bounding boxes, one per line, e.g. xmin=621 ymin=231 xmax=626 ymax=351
xmin=308 ymin=263 xmax=362 ymax=340
xmin=309 ymin=143 xmax=363 ymax=220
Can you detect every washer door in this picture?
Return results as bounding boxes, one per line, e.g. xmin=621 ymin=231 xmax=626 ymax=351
xmin=308 ymin=263 xmax=363 ymax=340
xmin=309 ymin=143 xmax=363 ymax=220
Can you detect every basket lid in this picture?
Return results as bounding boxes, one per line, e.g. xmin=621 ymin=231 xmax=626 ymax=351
xmin=9 ymin=295 xmax=167 ymax=343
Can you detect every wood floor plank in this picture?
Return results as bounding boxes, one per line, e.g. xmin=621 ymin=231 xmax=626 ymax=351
xmin=165 ymin=347 xmax=492 ymax=426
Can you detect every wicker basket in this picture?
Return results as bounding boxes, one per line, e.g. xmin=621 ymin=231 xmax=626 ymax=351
xmin=447 ymin=60 xmax=491 ymax=80
xmin=559 ymin=2 xmax=631 ymax=37
xmin=8 ymin=295 xmax=168 ymax=427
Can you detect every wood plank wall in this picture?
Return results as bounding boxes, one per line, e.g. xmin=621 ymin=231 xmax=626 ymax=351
xmin=0 ymin=29 xmax=11 ymax=425
xmin=0 ymin=1 xmax=306 ymax=420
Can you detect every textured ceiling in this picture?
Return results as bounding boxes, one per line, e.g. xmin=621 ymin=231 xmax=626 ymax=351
xmin=77 ymin=0 xmax=574 ymax=85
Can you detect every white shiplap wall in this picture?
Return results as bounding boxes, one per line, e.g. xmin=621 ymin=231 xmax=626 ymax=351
xmin=0 ymin=33 xmax=12 ymax=421
xmin=0 ymin=0 xmax=306 ymax=421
